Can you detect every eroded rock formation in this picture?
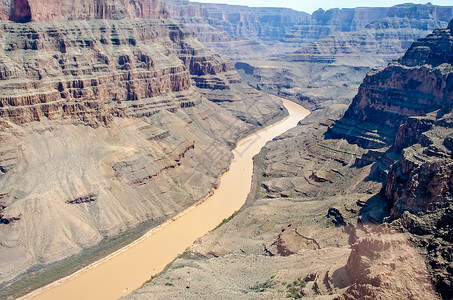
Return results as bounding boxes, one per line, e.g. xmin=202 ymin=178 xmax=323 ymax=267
xmin=128 ymin=17 xmax=453 ymax=300
xmin=2 ymin=0 xmax=168 ymax=22
xmin=0 ymin=0 xmax=285 ymax=297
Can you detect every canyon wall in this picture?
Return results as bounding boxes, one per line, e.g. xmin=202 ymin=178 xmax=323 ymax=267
xmin=162 ymin=2 xmax=452 ymax=60
xmin=164 ymin=0 xmax=309 ymax=42
xmin=383 ymin=19 xmax=453 ymax=216
xmin=235 ymin=3 xmax=453 ymax=113
xmin=0 ymin=0 xmax=168 ymax=22
xmin=0 ymin=0 xmax=285 ymax=296
xmin=129 ymin=18 xmax=453 ymax=300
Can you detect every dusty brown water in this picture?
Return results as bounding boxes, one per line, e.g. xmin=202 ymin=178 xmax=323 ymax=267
xmin=24 ymin=99 xmax=309 ymax=300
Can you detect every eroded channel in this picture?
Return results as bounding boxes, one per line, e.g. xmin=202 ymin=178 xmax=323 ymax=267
xmin=25 ymin=99 xmax=310 ymax=300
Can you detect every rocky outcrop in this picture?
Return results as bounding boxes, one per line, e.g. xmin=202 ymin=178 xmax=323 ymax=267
xmin=385 ymin=127 xmax=453 ymax=216
xmin=335 ymin=228 xmax=437 ymax=300
xmin=379 ymin=20 xmax=453 ymax=216
xmin=324 ymin=20 xmax=453 ymax=299
xmin=282 ymin=7 xmax=389 ymax=46
xmin=164 ymin=0 xmax=309 ymax=42
xmin=328 ymin=17 xmax=453 ymax=148
xmin=1 ymin=0 xmax=168 ymax=22
xmin=392 ymin=206 xmax=453 ymax=298
xmin=0 ymin=0 xmax=285 ymax=296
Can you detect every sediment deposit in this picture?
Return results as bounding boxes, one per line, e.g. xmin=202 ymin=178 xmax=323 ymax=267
xmin=128 ymin=18 xmax=453 ymax=300
xmin=0 ymin=0 xmax=284 ymax=297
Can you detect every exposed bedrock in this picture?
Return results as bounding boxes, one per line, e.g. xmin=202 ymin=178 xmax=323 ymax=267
xmin=162 ymin=2 xmax=453 ymax=60
xmin=127 ymin=19 xmax=453 ymax=300
xmin=2 ymin=0 xmax=169 ymax=22
xmin=0 ymin=0 xmax=285 ymax=294
xmin=329 ymin=19 xmax=453 ymax=149
xmin=335 ymin=228 xmax=438 ymax=300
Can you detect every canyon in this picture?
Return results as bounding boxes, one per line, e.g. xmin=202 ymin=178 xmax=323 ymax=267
xmin=0 ymin=0 xmax=452 ymax=299
xmin=127 ymin=4 xmax=453 ymax=300
xmin=0 ymin=0 xmax=284 ymax=298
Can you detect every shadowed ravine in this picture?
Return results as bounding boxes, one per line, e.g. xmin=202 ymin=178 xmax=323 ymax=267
xmin=22 ymin=99 xmax=309 ymax=300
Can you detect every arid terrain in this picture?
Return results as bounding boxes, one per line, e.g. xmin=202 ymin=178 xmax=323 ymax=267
xmin=0 ymin=0 xmax=452 ymax=299
xmin=127 ymin=3 xmax=453 ymax=300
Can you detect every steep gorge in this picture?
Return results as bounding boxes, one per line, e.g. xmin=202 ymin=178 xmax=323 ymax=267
xmin=0 ymin=0 xmax=284 ymax=297
xmin=236 ymin=3 xmax=453 ymax=114
xmin=128 ymin=17 xmax=453 ymax=300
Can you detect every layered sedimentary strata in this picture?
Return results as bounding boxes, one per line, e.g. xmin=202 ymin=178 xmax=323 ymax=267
xmin=162 ymin=0 xmax=310 ymax=59
xmin=236 ymin=3 xmax=453 ymax=118
xmin=328 ymin=18 xmax=453 ymax=149
xmin=335 ymin=227 xmax=437 ymax=300
xmin=1 ymin=0 xmax=168 ymax=22
xmin=282 ymin=6 xmax=389 ymax=46
xmin=130 ymin=19 xmax=453 ymax=300
xmin=0 ymin=0 xmax=285 ymax=295
xmin=164 ymin=0 xmax=309 ymax=42
xmin=283 ymin=3 xmax=453 ymax=46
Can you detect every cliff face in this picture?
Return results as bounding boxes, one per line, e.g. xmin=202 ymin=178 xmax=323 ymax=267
xmin=161 ymin=0 xmax=310 ymax=59
xmin=1 ymin=0 xmax=168 ymax=22
xmin=327 ymin=17 xmax=453 ymax=149
xmin=327 ymin=18 xmax=453 ymax=213
xmin=125 ymin=14 xmax=453 ymax=300
xmin=0 ymin=0 xmax=285 ymax=295
xmin=382 ymin=20 xmax=453 ymax=216
xmin=327 ymin=21 xmax=453 ymax=298
xmin=164 ymin=0 xmax=309 ymax=42
xmin=282 ymin=7 xmax=389 ymax=45
xmin=235 ymin=3 xmax=453 ymax=120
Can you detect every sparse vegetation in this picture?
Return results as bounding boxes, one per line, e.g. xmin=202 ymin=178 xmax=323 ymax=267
xmin=285 ymin=277 xmax=306 ymax=299
xmin=144 ymin=276 xmax=155 ymax=284
xmin=212 ymin=211 xmax=238 ymax=231
xmin=250 ymin=277 xmax=275 ymax=293
xmin=0 ymin=218 xmax=164 ymax=300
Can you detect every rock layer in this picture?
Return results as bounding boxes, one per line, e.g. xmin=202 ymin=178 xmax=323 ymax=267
xmin=128 ymin=18 xmax=453 ymax=300
xmin=1 ymin=0 xmax=168 ymax=22
xmin=0 ymin=0 xmax=285 ymax=295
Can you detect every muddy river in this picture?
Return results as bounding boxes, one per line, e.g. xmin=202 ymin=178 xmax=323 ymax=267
xmin=25 ymin=99 xmax=309 ymax=300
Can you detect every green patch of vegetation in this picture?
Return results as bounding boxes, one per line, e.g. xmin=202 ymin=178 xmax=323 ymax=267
xmin=165 ymin=282 xmax=174 ymax=287
xmin=212 ymin=211 xmax=238 ymax=231
xmin=285 ymin=277 xmax=306 ymax=299
xmin=250 ymin=278 xmax=274 ymax=293
xmin=144 ymin=275 xmax=155 ymax=285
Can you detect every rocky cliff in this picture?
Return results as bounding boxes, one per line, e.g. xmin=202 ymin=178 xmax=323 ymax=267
xmin=0 ymin=0 xmax=285 ymax=297
xmin=383 ymin=19 xmax=453 ymax=216
xmin=160 ymin=2 xmax=453 ymax=61
xmin=162 ymin=0 xmax=310 ymax=59
xmin=284 ymin=3 xmax=453 ymax=46
xmin=164 ymin=0 xmax=309 ymax=42
xmin=235 ymin=3 xmax=453 ymax=117
xmin=1 ymin=0 xmax=169 ymax=22
xmin=128 ymin=18 xmax=453 ymax=300
xmin=282 ymin=7 xmax=389 ymax=46
xmin=328 ymin=16 xmax=453 ymax=149
xmin=334 ymin=18 xmax=453 ymax=299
